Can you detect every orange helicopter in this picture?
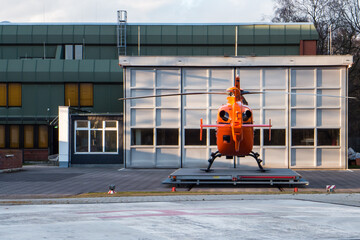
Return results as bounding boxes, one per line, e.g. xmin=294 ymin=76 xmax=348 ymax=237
xmin=199 ymin=76 xmax=271 ymax=172
xmin=119 ymin=75 xmax=271 ymax=172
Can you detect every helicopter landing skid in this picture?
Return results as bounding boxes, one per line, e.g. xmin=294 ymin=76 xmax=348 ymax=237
xmin=202 ymin=151 xmax=266 ymax=173
xmin=201 ymin=151 xmax=222 ymax=172
xmin=247 ymin=151 xmax=266 ymax=172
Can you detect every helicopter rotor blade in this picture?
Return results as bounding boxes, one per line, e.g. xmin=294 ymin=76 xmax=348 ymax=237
xmin=242 ymin=90 xmax=357 ymax=100
xmin=118 ymin=91 xmax=227 ymax=101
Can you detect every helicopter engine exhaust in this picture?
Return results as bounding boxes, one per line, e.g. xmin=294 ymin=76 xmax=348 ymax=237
xmin=242 ymin=110 xmax=252 ymax=121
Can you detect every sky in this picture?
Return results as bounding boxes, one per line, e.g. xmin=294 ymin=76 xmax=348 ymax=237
xmin=0 ymin=0 xmax=275 ymax=23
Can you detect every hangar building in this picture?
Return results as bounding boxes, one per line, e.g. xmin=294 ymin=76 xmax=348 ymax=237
xmin=120 ymin=55 xmax=352 ymax=169
xmin=2 ymin=20 xmax=351 ymax=169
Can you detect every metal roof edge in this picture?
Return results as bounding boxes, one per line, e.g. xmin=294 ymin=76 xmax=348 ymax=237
xmin=0 ymin=22 xmax=314 ymax=26
xmin=119 ymin=55 xmax=353 ymax=67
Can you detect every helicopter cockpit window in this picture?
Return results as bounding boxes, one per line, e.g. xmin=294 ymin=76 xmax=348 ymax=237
xmin=219 ymin=110 xmax=229 ymax=122
xmin=241 ymin=96 xmax=248 ymax=105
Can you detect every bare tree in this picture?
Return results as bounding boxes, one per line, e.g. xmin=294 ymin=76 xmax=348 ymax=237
xmin=272 ymin=0 xmax=360 ymax=150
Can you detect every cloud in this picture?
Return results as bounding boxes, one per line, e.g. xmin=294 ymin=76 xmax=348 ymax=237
xmin=0 ymin=0 xmax=274 ymax=23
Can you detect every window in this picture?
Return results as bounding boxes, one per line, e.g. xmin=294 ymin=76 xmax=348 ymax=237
xmin=0 ymin=125 xmax=5 ymax=148
xmin=65 ymin=45 xmax=83 ymax=60
xmin=210 ymin=129 xmax=217 ymax=146
xmin=292 ymin=129 xmax=314 ymax=146
xmin=10 ymin=125 xmax=19 ymax=148
xmin=75 ymin=120 xmax=118 ymax=153
xmin=80 ymin=83 xmax=93 ymax=106
xmin=185 ymin=129 xmax=206 ymax=146
xmin=156 ymin=129 xmax=179 ymax=145
xmin=38 ymin=125 xmax=48 ymax=149
xmin=264 ymin=129 xmax=285 ymax=146
xmin=76 ymin=130 xmax=88 ymax=152
xmin=65 ymin=83 xmax=93 ymax=107
xmin=65 ymin=45 xmax=74 ymax=60
xmin=24 ymin=125 xmax=34 ymax=149
xmin=317 ymin=129 xmax=340 ymax=146
xmin=254 ymin=129 xmax=260 ymax=146
xmin=65 ymin=83 xmax=78 ymax=106
xmin=0 ymin=83 xmax=21 ymax=107
xmin=0 ymin=84 xmax=6 ymax=106
xmin=131 ymin=129 xmax=153 ymax=145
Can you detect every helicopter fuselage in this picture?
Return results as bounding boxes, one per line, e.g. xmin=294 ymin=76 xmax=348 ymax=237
xmin=216 ymin=102 xmax=254 ymax=156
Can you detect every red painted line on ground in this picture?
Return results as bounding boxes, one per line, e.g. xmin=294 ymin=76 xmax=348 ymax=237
xmin=240 ymin=176 xmax=296 ymax=179
xmin=77 ymin=208 xmax=222 ymax=214
xmin=98 ymin=210 xmax=261 ymax=219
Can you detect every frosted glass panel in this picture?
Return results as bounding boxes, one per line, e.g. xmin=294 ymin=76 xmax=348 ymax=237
xmin=156 ymin=89 xmax=180 ymax=108
xmin=210 ymin=69 xmax=233 ymax=88
xmin=263 ymin=148 xmax=287 ymax=168
xmin=317 ymin=149 xmax=341 ymax=168
xmin=131 ymin=69 xmax=155 ymax=88
xmin=156 ymin=148 xmax=180 ymax=167
xmin=184 ymin=109 xmax=207 ymax=127
xmin=291 ymin=89 xmax=315 ymax=107
xmin=263 ymin=91 xmax=286 ymax=107
xmin=210 ymin=92 xmax=226 ymax=107
xmin=263 ymin=69 xmax=286 ymax=89
xmin=264 ymin=109 xmax=285 ymax=127
xmin=184 ymin=91 xmax=207 ymax=108
xmin=131 ymin=109 xmax=154 ymax=126
xmin=156 ymin=109 xmax=180 ymax=127
xmin=130 ymin=89 xmax=154 ymax=107
xmin=183 ymin=69 xmax=208 ymax=89
xmin=317 ymin=69 xmax=340 ymax=88
xmin=156 ymin=69 xmax=181 ymax=88
xmin=291 ymin=109 xmax=315 ymax=127
xmin=291 ymin=148 xmax=315 ymax=167
xmin=130 ymin=148 xmax=155 ymax=167
xmin=317 ymin=109 xmax=340 ymax=127
xmin=239 ymin=69 xmax=260 ymax=89
xmin=317 ymin=89 xmax=340 ymax=107
xmin=291 ymin=69 xmax=315 ymax=88
xmin=183 ymin=148 xmax=208 ymax=168
xmin=244 ymin=94 xmax=260 ymax=108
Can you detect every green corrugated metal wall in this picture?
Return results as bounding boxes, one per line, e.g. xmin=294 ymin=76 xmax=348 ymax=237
xmin=0 ymin=23 xmax=318 ymax=124
xmin=0 ymin=24 xmax=318 ymax=59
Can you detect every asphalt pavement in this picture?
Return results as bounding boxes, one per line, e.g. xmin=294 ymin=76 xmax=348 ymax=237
xmin=1 ymin=165 xmax=360 ymax=199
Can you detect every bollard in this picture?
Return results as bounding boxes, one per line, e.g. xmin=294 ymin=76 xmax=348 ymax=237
xmin=326 ymin=185 xmax=336 ymax=193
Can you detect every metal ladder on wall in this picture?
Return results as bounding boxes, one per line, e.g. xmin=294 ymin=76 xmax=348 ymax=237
xmin=117 ymin=10 xmax=127 ymax=56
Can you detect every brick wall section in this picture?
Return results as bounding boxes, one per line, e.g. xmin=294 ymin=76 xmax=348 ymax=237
xmin=300 ymin=40 xmax=317 ymax=55
xmin=24 ymin=149 xmax=49 ymax=161
xmin=0 ymin=149 xmax=23 ymax=170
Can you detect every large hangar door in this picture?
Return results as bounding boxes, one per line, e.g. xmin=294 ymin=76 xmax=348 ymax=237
xmin=238 ymin=68 xmax=289 ymax=168
xmin=290 ymin=67 xmax=346 ymax=168
xmin=126 ymin=68 xmax=181 ymax=168
xmin=182 ymin=68 xmax=233 ymax=168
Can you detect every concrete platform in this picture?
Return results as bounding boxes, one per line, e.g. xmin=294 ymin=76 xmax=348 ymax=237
xmin=163 ymin=168 xmax=308 ymax=186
